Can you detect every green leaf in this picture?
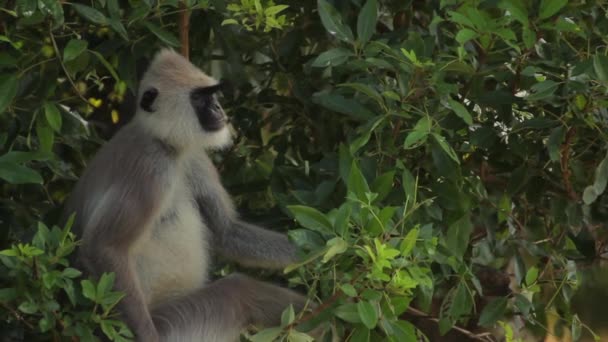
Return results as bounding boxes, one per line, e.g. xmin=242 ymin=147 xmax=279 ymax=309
xmin=499 ymin=0 xmax=529 ymax=24
xmin=0 ymin=151 xmax=52 ymax=164
xmin=109 ymin=19 xmax=129 ymax=41
xmin=349 ymin=326 xmax=370 ymax=342
xmin=527 ymin=80 xmax=558 ymax=101
xmin=265 ymin=5 xmax=289 ymax=16
xmin=143 ymin=22 xmax=181 ymax=47
xmin=221 ymin=18 xmax=239 ymax=26
xmin=432 ymin=133 xmax=460 ymax=164
xmin=400 ymin=227 xmax=419 ymax=256
xmin=347 ymin=161 xmax=370 ymax=201
xmin=357 ymin=0 xmax=377 ymax=45
xmin=322 ymin=237 xmax=348 ymax=263
xmin=312 ymin=48 xmax=354 ymax=68
xmin=0 ymin=162 xmax=43 ymax=184
xmin=403 ymin=130 xmax=428 ymax=148
xmin=44 ymin=102 xmax=62 ymax=132
xmin=388 ymin=321 xmax=417 ymax=342
xmin=63 ymin=39 xmax=88 ymax=62
xmin=89 ymin=50 xmax=119 ymax=81
xmin=447 ymin=98 xmax=473 ymax=125
xmin=357 ymin=301 xmax=378 ymax=329
xmin=350 ymin=118 xmax=384 ymax=154
xmin=42 ymin=272 xmax=58 ymax=289
xmin=478 ymin=297 xmax=508 ymax=327
xmin=583 ymin=186 xmax=598 ymax=205
xmin=81 ymin=279 xmax=97 ymax=301
xmin=250 ymin=327 xmax=283 ymax=342
xmin=97 ymin=273 xmax=115 ymax=297
xmin=525 ymin=266 xmax=539 ymax=285
xmin=539 ymin=0 xmax=567 ymax=20
xmin=62 ymin=268 xmax=82 ymax=278
xmin=334 ymin=203 xmax=352 ymax=237
xmin=449 ymin=10 xmax=476 ymax=27
xmin=404 ymin=116 xmax=431 ymax=148
xmin=288 ymin=205 xmax=333 ymax=234
xmin=497 ymin=193 xmax=511 ymax=224
xmin=107 ymin=0 xmax=120 ymax=17
xmin=281 ymin=304 xmax=295 ymax=326
xmin=593 ymin=54 xmax=608 ymax=82
xmin=36 ymin=118 xmax=54 ymax=152
xmin=338 ymin=83 xmax=383 ymax=106
xmin=0 ymin=74 xmax=18 ymax=114
xmin=18 ymin=301 xmax=38 ymax=314
xmin=312 ymin=93 xmax=374 ymax=120
xmin=39 ymin=0 xmax=64 ymax=28
xmin=547 ymin=126 xmax=565 ymax=162
xmin=341 ymin=284 xmax=357 ymax=297
xmin=0 ymin=248 xmax=18 ymax=256
xmin=522 ymin=26 xmax=537 ymax=49
xmin=71 ymin=4 xmax=108 ymax=24
xmin=370 ymin=170 xmax=394 ymax=202
xmin=317 ymin=0 xmax=354 ymax=43
xmin=334 ymin=303 xmax=362 ymax=323
xmin=448 ymin=282 xmax=473 ymax=320
xmin=571 ymin=315 xmax=582 ymax=341
xmin=592 ymin=154 xmax=608 ymax=194
xmin=446 ymin=215 xmax=472 ymax=259
xmin=402 ymin=168 xmax=416 ymax=204
xmin=455 ymin=28 xmax=477 ymax=45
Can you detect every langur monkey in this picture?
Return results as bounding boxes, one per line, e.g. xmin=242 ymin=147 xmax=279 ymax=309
xmin=62 ymin=49 xmax=308 ymax=342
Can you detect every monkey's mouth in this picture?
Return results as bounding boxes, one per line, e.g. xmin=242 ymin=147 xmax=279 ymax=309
xmin=200 ymin=115 xmax=227 ymax=132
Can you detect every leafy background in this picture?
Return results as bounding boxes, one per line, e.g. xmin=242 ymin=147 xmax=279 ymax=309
xmin=1 ymin=0 xmax=608 ymax=341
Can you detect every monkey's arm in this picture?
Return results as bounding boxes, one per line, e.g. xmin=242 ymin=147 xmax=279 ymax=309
xmin=220 ymin=220 xmax=297 ymax=269
xmin=195 ymin=195 xmax=297 ymax=269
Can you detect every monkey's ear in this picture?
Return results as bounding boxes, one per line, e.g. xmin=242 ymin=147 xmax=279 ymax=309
xmin=140 ymin=87 xmax=158 ymax=112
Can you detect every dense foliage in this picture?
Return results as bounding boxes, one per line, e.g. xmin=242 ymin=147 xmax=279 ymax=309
xmin=1 ymin=0 xmax=608 ymax=341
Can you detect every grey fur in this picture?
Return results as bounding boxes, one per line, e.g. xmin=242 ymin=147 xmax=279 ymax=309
xmin=62 ymin=49 xmax=307 ymax=342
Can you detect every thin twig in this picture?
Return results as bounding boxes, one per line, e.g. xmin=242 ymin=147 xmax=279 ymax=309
xmin=406 ymin=307 xmax=497 ymax=342
xmin=48 ymin=23 xmax=88 ymax=104
xmin=286 ymin=290 xmax=344 ymax=330
xmin=560 ymin=127 xmax=578 ymax=201
xmin=1 ymin=303 xmax=34 ymax=330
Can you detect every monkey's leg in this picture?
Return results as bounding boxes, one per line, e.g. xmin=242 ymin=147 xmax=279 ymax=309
xmin=150 ymin=273 xmax=308 ymax=342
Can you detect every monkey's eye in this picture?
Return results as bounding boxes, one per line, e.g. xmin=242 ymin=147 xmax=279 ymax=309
xmin=140 ymin=87 xmax=158 ymax=113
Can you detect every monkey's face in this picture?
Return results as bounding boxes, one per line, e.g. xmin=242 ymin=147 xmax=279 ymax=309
xmin=135 ymin=49 xmax=232 ymax=150
xmin=189 ymin=84 xmax=226 ymax=132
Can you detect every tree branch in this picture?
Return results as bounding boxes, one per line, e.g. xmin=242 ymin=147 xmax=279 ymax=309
xmin=179 ymin=1 xmax=190 ymax=59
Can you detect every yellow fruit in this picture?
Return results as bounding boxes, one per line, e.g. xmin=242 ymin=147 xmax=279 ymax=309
xmin=88 ymin=97 xmax=102 ymax=108
xmin=111 ymin=110 xmax=120 ymax=124
xmin=41 ymin=45 xmax=54 ymax=58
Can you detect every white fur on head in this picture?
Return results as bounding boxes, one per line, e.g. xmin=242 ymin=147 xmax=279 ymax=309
xmin=134 ymin=49 xmax=232 ymax=152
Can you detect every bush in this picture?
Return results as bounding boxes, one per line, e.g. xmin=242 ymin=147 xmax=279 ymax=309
xmin=1 ymin=0 xmax=608 ymax=341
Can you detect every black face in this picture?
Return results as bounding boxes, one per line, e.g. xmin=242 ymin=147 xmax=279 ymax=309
xmin=190 ymin=84 xmax=226 ymax=132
